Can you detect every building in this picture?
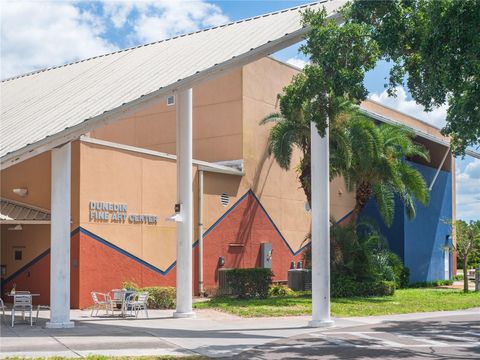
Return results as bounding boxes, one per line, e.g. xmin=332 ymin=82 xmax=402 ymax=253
xmin=1 ymin=53 xmax=467 ymax=308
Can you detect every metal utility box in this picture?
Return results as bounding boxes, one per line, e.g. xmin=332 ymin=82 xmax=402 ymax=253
xmin=260 ymin=243 xmax=272 ymax=268
xmin=288 ymin=269 xmax=312 ymax=291
xmin=218 ymin=268 xmax=232 ymax=296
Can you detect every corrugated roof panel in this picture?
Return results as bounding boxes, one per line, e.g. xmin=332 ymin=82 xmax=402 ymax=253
xmin=0 ymin=199 xmax=50 ymax=223
xmin=0 ymin=0 xmax=347 ymax=164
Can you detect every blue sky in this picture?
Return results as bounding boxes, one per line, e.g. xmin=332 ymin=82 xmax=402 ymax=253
xmin=1 ymin=0 xmax=478 ymax=220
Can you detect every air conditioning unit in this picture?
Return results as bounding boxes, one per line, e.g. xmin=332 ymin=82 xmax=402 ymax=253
xmin=288 ymin=269 xmax=312 ymax=291
xmin=218 ymin=268 xmax=232 ymax=295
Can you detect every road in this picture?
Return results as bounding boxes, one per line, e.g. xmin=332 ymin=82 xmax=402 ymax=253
xmin=233 ymin=312 xmax=480 ymax=359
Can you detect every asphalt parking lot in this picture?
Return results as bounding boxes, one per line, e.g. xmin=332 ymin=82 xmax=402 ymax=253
xmin=233 ymin=312 xmax=480 ymax=359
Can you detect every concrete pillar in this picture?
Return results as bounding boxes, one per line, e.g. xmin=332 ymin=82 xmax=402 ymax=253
xmin=173 ymin=88 xmax=195 ymax=318
xmin=309 ymin=122 xmax=333 ymax=327
xmin=46 ymin=142 xmax=74 ymax=328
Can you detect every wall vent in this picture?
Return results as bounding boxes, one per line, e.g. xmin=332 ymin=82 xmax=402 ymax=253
xmin=220 ymin=193 xmax=229 ymax=207
xmin=166 ymin=95 xmax=175 ymax=106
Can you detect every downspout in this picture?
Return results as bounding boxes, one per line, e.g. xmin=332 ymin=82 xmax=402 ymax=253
xmin=198 ymin=170 xmax=204 ymax=296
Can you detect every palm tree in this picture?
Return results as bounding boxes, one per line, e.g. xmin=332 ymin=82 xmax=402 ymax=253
xmin=261 ymin=102 xmax=430 ymax=227
xmin=259 ymin=97 xmax=352 ymax=205
xmin=342 ymin=112 xmax=430 ymax=226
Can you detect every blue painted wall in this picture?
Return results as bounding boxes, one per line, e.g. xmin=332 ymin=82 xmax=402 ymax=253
xmin=362 ymin=161 xmax=452 ymax=283
xmin=404 ymin=162 xmax=452 ymax=283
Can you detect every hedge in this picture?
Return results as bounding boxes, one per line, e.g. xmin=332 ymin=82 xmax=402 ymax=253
xmin=331 ymin=277 xmax=395 ymax=297
xmin=409 ymin=280 xmax=453 ymax=288
xmin=122 ymin=282 xmax=176 ymax=309
xmin=224 ymin=268 xmax=273 ymax=299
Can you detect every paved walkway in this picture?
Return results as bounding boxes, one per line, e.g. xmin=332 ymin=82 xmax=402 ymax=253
xmin=1 ymin=308 xmax=479 ymax=358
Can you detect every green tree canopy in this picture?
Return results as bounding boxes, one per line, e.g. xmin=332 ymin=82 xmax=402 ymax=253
xmin=261 ymin=8 xmax=430 ymax=227
xmin=450 ymin=219 xmax=480 ymax=292
xmin=349 ymin=0 xmax=480 ymax=154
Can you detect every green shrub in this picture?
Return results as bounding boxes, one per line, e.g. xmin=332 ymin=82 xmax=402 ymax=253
xmin=387 ymin=253 xmax=410 ymax=288
xmin=121 ymin=281 xmax=139 ymax=290
xmin=409 ymin=280 xmax=453 ymax=288
xmin=454 ymin=274 xmax=463 ymax=281
xmin=225 ymin=268 xmax=273 ymax=299
xmin=269 ymin=284 xmax=295 ymax=297
xmin=142 ymin=286 xmax=176 ymax=309
xmin=121 ymin=281 xmax=176 ymax=309
xmin=331 ymin=276 xmax=395 ymax=297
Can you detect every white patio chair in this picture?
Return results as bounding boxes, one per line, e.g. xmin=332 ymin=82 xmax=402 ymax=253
xmin=11 ymin=294 xmax=33 ymax=326
xmin=126 ymin=292 xmax=149 ymax=318
xmin=0 ymin=298 xmax=7 ymax=324
xmin=35 ymin=305 xmax=50 ymax=323
xmin=90 ymin=292 xmax=113 ymax=316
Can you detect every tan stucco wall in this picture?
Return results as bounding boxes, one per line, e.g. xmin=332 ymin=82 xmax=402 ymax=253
xmin=0 ymin=224 xmax=50 ymax=278
xmin=90 ymin=68 xmax=244 ymax=163
xmin=241 ymin=58 xmax=357 ymax=251
xmin=361 ymin=99 xmax=446 ymax=140
xmin=79 ymin=142 xmax=178 ymax=270
xmin=0 ymin=141 xmax=81 ymax=277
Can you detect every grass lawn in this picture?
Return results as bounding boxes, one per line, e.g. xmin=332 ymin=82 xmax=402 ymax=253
xmin=194 ymin=288 xmax=480 ymax=317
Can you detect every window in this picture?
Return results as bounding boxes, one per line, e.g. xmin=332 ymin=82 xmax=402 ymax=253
xmin=166 ymin=95 xmax=175 ymax=106
xmin=14 ymin=250 xmax=22 ymax=261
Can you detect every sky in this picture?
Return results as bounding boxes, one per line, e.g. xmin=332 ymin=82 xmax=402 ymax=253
xmin=1 ymin=0 xmax=478 ymax=221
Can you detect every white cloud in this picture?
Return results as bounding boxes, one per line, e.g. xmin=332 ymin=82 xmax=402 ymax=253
xmin=286 ymin=57 xmax=308 ymax=69
xmin=1 ymin=0 xmax=230 ymax=79
xmin=456 ymin=158 xmax=480 ymax=221
xmin=104 ymin=0 xmax=229 ymax=44
xmin=0 ymin=1 xmax=117 ymax=79
xmin=369 ymin=86 xmax=448 ymax=128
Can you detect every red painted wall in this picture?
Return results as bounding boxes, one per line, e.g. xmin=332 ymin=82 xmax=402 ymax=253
xmin=200 ymin=192 xmax=305 ymax=292
xmin=2 ymin=253 xmax=50 ymax=306
xmin=77 ymin=231 xmax=176 ymax=308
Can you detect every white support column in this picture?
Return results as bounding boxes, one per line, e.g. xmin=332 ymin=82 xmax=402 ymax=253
xmin=46 ymin=142 xmax=74 ymax=329
xmin=309 ymin=122 xmax=333 ymax=328
xmin=173 ymin=88 xmax=195 ymax=318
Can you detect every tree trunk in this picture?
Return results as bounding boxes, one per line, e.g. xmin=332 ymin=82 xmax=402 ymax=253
xmin=463 ymin=255 xmax=469 ymax=293
xmin=351 ymin=181 xmax=372 ymax=224
xmin=299 ymin=158 xmax=311 ymax=206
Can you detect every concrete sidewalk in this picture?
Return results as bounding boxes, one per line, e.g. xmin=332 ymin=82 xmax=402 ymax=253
xmin=1 ymin=308 xmax=479 ymax=358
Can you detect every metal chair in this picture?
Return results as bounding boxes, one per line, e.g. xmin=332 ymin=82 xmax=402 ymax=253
xmin=0 ymin=298 xmax=6 ymax=324
xmin=11 ymin=294 xmax=33 ymax=326
xmin=126 ymin=292 xmax=149 ymax=318
xmin=35 ymin=305 xmax=50 ymax=323
xmin=90 ymin=292 xmax=113 ymax=316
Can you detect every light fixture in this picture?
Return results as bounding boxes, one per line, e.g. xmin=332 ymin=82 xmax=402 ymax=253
xmin=12 ymin=188 xmax=28 ymax=197
xmin=304 ymin=201 xmax=311 ymax=212
xmin=8 ymin=225 xmax=23 ymax=231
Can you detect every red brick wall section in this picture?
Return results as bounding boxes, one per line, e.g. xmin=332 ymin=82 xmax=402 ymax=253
xmin=200 ymin=192 xmax=305 ymax=292
xmin=77 ymin=231 xmax=176 ymax=308
xmin=2 ymin=253 xmax=50 ymax=306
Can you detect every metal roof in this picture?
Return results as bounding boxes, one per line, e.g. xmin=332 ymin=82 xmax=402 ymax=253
xmin=0 ymin=0 xmax=346 ymax=169
xmin=0 ymin=198 xmax=51 ymax=224
xmin=360 ymin=107 xmax=480 ymax=160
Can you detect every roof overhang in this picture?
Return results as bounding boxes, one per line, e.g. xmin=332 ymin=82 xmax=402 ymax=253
xmin=360 ymin=107 xmax=480 ymax=160
xmin=0 ymin=198 xmax=51 ymax=225
xmin=0 ymin=1 xmax=346 ymax=170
